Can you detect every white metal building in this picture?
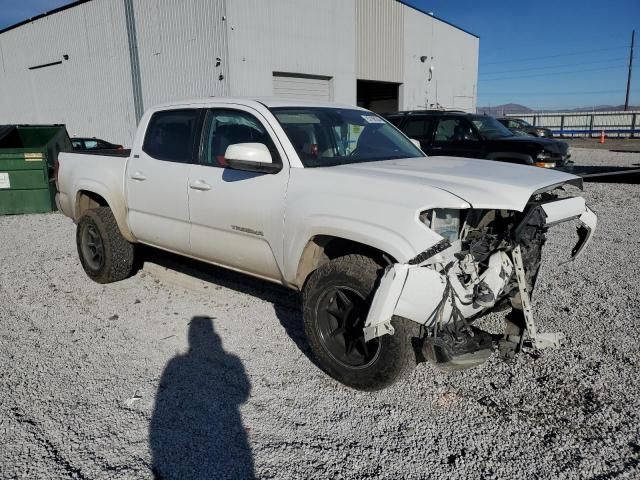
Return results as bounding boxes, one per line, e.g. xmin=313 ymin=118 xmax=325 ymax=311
xmin=0 ymin=0 xmax=478 ymax=145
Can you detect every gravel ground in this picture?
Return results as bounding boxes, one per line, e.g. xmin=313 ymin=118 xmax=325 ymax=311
xmin=1 ymin=148 xmax=639 ymax=479
xmin=563 ymin=138 xmax=640 ymax=153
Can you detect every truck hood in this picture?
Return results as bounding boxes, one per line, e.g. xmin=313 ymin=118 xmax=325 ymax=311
xmin=337 ymin=156 xmax=580 ymax=212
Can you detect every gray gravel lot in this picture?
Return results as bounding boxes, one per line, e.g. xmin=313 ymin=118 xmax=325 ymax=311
xmin=1 ymin=148 xmax=639 ymax=479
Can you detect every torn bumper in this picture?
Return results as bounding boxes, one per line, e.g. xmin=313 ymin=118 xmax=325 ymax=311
xmin=364 ymin=198 xmax=597 ymax=342
xmin=539 ymin=197 xmax=597 ymax=261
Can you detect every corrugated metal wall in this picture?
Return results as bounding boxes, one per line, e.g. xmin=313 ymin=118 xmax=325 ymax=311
xmin=224 ymin=0 xmax=356 ymax=103
xmin=355 ymin=0 xmax=404 ymax=83
xmin=134 ymin=0 xmax=229 ymax=109
xmin=0 ymin=0 xmax=478 ymax=144
xmin=0 ymin=0 xmax=136 ymax=144
xmin=400 ymin=5 xmax=478 ymax=112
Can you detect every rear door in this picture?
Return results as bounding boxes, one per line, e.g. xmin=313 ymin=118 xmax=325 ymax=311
xmin=126 ymin=108 xmax=203 ymax=254
xmin=187 ymin=106 xmax=289 ymax=281
xmin=430 ymin=116 xmax=484 ymax=159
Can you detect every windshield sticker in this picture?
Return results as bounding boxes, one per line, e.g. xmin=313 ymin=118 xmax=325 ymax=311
xmin=361 ymin=115 xmax=385 ymax=124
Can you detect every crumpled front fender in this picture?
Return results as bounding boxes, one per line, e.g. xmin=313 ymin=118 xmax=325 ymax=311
xmin=363 ymin=197 xmax=597 ymax=342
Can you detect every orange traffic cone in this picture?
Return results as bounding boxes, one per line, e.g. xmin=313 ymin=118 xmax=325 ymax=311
xmin=599 ymin=131 xmax=605 ymax=144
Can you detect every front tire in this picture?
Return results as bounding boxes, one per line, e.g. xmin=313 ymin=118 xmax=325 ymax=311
xmin=302 ymin=254 xmax=417 ymax=391
xmin=76 ymin=207 xmax=136 ymax=284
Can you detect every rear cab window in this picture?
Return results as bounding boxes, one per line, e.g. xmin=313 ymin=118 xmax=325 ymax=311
xmin=143 ymin=109 xmax=202 ymax=162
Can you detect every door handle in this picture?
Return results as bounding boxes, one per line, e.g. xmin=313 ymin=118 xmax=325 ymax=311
xmin=431 ymin=146 xmax=443 ymax=151
xmin=130 ymin=171 xmax=147 ymax=181
xmin=189 ymin=180 xmax=211 ymax=191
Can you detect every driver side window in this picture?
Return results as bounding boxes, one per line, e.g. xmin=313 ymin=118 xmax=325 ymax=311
xmin=434 ymin=118 xmax=479 ymax=142
xmin=200 ymin=109 xmax=280 ymax=167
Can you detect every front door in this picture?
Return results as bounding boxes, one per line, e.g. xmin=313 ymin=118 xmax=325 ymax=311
xmin=188 ymin=106 xmax=289 ymax=281
xmin=430 ymin=117 xmax=483 ymax=159
xmin=126 ymin=108 xmax=202 ymax=254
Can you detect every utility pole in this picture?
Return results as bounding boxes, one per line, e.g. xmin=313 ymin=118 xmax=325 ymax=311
xmin=624 ymin=30 xmax=635 ymax=111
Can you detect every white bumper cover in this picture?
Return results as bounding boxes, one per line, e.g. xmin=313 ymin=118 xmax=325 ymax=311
xmin=363 ymin=198 xmax=597 ymax=342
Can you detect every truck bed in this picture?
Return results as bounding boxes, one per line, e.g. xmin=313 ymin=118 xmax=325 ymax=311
xmin=56 ymin=150 xmax=130 ymax=224
xmin=72 ymin=149 xmax=131 ymax=157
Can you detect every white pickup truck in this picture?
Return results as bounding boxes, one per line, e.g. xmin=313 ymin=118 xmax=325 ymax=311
xmin=56 ymin=98 xmax=596 ymax=390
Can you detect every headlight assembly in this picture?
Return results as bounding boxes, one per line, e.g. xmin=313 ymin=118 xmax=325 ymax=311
xmin=535 ymin=151 xmax=556 ymax=168
xmin=420 ymin=208 xmax=462 ymax=242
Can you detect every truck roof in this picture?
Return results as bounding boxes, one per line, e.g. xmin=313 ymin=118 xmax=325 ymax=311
xmin=149 ymin=97 xmax=368 ymax=111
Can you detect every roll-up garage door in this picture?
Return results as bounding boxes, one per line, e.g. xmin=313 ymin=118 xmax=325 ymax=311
xmin=272 ymin=72 xmax=332 ymax=102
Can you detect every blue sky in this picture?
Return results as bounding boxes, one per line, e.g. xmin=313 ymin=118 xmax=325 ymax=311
xmin=405 ymin=0 xmax=640 ymax=109
xmin=1 ymin=0 xmax=639 ymax=109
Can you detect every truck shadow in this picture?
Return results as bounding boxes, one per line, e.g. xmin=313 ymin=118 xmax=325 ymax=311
xmin=149 ymin=315 xmax=254 ymax=479
xmin=138 ymin=247 xmax=313 ymax=361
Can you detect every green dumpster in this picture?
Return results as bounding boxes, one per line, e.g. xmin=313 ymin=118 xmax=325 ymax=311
xmin=0 ymin=125 xmax=72 ymax=215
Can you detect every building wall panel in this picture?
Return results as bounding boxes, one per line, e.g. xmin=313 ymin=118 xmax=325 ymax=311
xmin=133 ymin=0 xmax=229 ymax=110
xmin=225 ymin=0 xmax=356 ymax=104
xmin=355 ymin=0 xmax=404 ymax=83
xmin=0 ymin=0 xmax=136 ymax=145
xmin=0 ymin=0 xmax=479 ymax=144
xmin=400 ymin=5 xmax=478 ymax=112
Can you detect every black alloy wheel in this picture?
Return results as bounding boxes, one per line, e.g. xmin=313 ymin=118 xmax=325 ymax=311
xmin=315 ymin=285 xmax=381 ymax=368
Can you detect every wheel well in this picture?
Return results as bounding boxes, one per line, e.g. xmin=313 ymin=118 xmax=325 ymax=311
xmin=295 ymin=235 xmax=396 ymax=288
xmin=76 ymin=190 xmax=108 ymax=219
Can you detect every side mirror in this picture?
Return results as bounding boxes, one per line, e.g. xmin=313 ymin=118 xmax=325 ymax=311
xmin=224 ymin=143 xmax=281 ymax=174
xmin=410 ymin=138 xmax=422 ymax=149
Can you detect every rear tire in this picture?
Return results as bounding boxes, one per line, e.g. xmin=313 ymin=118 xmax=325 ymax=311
xmin=76 ymin=207 xmax=136 ymax=284
xmin=302 ymin=254 xmax=417 ymax=391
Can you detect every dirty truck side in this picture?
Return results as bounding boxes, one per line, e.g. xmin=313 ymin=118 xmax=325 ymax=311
xmin=56 ymin=98 xmax=596 ymax=391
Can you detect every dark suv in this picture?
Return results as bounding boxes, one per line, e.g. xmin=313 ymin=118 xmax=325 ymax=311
xmin=385 ymin=111 xmax=570 ymax=169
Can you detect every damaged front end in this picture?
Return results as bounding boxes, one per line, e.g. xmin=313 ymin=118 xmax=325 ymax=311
xmin=364 ymin=181 xmax=597 ymax=369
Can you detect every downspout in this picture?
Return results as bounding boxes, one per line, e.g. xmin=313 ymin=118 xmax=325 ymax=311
xmin=123 ymin=0 xmax=144 ymax=124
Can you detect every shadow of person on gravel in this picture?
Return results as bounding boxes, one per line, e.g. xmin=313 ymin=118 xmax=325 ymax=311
xmin=149 ymin=316 xmax=254 ymax=479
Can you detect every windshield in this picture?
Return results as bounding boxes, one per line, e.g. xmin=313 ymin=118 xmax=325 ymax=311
xmin=271 ymin=107 xmax=424 ymax=167
xmin=470 ymin=115 xmax=515 ymax=139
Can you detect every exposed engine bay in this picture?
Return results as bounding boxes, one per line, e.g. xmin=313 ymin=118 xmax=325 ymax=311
xmin=364 ymin=182 xmax=597 ymax=368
